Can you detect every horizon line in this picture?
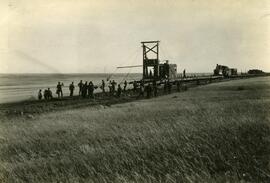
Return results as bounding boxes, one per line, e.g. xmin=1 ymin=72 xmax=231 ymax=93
xmin=0 ymin=72 xmax=143 ymax=74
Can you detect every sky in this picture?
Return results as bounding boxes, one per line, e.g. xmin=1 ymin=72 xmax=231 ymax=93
xmin=0 ymin=0 xmax=269 ymax=73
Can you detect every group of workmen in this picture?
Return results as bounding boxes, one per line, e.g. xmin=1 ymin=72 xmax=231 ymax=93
xmin=38 ymin=78 xmax=184 ymax=101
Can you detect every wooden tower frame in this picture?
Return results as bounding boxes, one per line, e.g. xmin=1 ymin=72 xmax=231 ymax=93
xmin=141 ymin=41 xmax=160 ymax=80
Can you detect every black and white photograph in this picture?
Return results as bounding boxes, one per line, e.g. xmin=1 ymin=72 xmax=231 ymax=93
xmin=0 ymin=0 xmax=269 ymax=182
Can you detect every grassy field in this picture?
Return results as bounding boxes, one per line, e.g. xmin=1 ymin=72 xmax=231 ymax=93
xmin=0 ymin=77 xmax=270 ymax=182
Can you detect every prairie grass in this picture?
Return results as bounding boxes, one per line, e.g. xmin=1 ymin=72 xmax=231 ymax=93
xmin=0 ymin=77 xmax=270 ymax=182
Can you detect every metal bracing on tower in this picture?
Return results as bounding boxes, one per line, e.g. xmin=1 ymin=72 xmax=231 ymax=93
xmin=141 ymin=41 xmax=160 ymax=80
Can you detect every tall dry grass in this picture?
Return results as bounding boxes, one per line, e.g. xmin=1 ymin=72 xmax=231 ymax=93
xmin=0 ymin=77 xmax=270 ymax=182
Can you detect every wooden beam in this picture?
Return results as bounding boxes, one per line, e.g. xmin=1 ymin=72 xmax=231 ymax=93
xmin=141 ymin=41 xmax=160 ymax=44
xmin=117 ymin=65 xmax=143 ymax=69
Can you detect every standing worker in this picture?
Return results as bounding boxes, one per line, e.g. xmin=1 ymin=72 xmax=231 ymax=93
xmin=117 ymin=84 xmax=122 ymax=97
xmin=44 ymin=89 xmax=48 ymax=100
xmin=56 ymin=82 xmax=63 ymax=98
xmin=183 ymin=69 xmax=186 ymax=78
xmin=108 ymin=80 xmax=112 ymax=95
xmin=69 ymin=82 xmax=75 ymax=97
xmin=88 ymin=81 xmax=94 ymax=98
xmin=123 ymin=80 xmax=128 ymax=92
xmin=101 ymin=80 xmax=105 ymax=94
xmin=38 ymin=89 xmax=42 ymax=100
xmin=78 ymin=80 xmax=83 ymax=96
xmin=82 ymin=81 xmax=88 ymax=98
xmin=44 ymin=88 xmax=52 ymax=100
xmin=48 ymin=88 xmax=53 ymax=99
xmin=111 ymin=80 xmax=117 ymax=94
xmin=133 ymin=81 xmax=137 ymax=93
